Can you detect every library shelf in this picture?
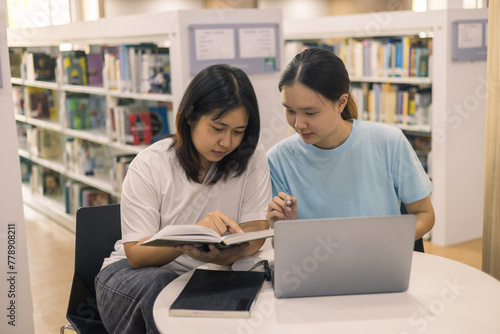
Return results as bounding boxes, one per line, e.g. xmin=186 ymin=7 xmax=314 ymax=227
xmin=9 ymin=9 xmax=286 ymax=232
xmin=283 ymin=8 xmax=488 ymax=246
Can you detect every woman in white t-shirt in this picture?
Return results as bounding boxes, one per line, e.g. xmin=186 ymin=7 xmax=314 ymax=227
xmin=96 ymin=64 xmax=271 ymax=334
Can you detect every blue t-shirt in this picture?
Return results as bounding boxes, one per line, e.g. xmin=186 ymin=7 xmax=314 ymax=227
xmin=267 ymin=119 xmax=433 ymax=219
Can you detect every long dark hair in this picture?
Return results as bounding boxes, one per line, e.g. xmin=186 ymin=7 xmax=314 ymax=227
xmin=279 ymin=48 xmax=358 ymax=120
xmin=171 ymin=64 xmax=260 ymax=185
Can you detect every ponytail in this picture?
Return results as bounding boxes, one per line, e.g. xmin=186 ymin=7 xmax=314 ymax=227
xmin=341 ymin=93 xmax=358 ymax=120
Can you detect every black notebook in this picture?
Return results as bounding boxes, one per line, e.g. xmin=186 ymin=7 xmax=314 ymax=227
xmin=169 ymin=269 xmax=266 ymax=318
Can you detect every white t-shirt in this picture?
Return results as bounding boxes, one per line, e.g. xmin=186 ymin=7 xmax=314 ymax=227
xmin=101 ymin=138 xmax=271 ymax=274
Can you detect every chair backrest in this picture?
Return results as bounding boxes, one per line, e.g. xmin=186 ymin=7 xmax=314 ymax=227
xmin=66 ymin=204 xmax=121 ymax=333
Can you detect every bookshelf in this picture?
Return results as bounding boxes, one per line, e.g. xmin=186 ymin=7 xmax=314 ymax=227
xmin=8 ymin=9 xmax=287 ymax=232
xmin=283 ymin=9 xmax=488 ymax=246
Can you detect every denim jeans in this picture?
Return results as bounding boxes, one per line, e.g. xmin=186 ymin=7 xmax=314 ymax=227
xmin=95 ymin=259 xmax=179 ymax=334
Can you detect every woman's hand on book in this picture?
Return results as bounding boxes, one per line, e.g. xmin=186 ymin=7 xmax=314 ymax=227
xmin=195 ymin=210 xmax=244 ymax=236
xmin=176 ymin=243 xmax=250 ymax=266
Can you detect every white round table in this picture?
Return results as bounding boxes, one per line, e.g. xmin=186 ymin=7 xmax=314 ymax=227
xmin=153 ymin=250 xmax=500 ymax=333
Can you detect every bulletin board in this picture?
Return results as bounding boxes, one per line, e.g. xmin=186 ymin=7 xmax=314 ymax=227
xmin=188 ymin=23 xmax=281 ymax=75
xmin=451 ymin=19 xmax=488 ymax=62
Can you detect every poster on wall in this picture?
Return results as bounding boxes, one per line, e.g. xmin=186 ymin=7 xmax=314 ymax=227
xmin=451 ymin=19 xmax=488 ymax=61
xmin=189 ymin=23 xmax=281 ymax=75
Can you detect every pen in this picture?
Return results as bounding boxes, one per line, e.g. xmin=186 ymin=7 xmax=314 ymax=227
xmin=285 ymin=200 xmax=292 ymax=206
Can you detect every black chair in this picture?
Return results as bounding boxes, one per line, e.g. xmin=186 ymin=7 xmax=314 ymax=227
xmin=400 ymin=202 xmax=425 ymax=253
xmin=60 ymin=204 xmax=121 ymax=334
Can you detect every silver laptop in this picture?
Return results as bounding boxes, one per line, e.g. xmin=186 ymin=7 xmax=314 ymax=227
xmin=272 ymin=215 xmax=416 ymax=298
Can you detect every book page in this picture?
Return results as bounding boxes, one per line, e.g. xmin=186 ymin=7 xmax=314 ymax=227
xmin=221 ymin=229 xmax=274 ymax=246
xmin=146 ymin=225 xmax=222 ymax=244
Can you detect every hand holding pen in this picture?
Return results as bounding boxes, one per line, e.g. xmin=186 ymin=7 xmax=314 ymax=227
xmin=266 ymin=192 xmax=297 ymax=228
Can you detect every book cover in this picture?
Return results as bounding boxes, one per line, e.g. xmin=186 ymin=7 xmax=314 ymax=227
xmin=39 ymin=129 xmax=61 ymax=159
xmin=126 ymin=110 xmax=152 ymax=145
xmin=142 ymin=225 xmax=274 ymax=249
xmin=77 ymin=140 xmax=106 ymax=177
xmin=140 ymin=48 xmax=171 ymax=94
xmin=27 ymin=87 xmax=55 ymax=119
xmin=169 ymin=269 xmax=266 ymax=318
xmin=62 ymin=50 xmax=88 ymax=85
xmin=16 ymin=122 xmax=30 ymax=150
xmin=12 ymin=85 xmax=25 ymax=115
xmin=86 ymin=53 xmax=104 ymax=86
xmin=88 ymin=95 xmax=107 ymax=133
xmin=66 ymin=95 xmax=90 ymax=129
xmin=32 ymin=52 xmax=56 ymax=82
xmin=149 ymin=103 xmax=171 ymax=142
xmin=20 ymin=157 xmax=32 ymax=183
xmin=42 ymin=170 xmax=61 ymax=196
xmin=110 ymin=153 xmax=136 ymax=192
xmin=80 ymin=188 xmax=111 ymax=207
xmin=9 ymin=49 xmax=23 ymax=78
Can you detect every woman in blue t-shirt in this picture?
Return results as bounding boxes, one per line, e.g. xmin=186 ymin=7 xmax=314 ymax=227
xmin=266 ymin=48 xmax=435 ymax=240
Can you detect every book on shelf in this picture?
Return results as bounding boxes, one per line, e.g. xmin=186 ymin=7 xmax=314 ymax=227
xmin=86 ymin=53 xmax=104 ymax=86
xmin=39 ymin=128 xmax=61 ymax=159
xmin=103 ymin=46 xmax=119 ymax=90
xmin=149 ymin=103 xmax=171 ymax=142
xmin=142 ymin=225 xmax=274 ymax=250
xmin=27 ymin=127 xmax=61 ymax=159
xmin=111 ymin=101 xmax=154 ymax=145
xmin=64 ymin=137 xmax=78 ymax=173
xmin=25 ymin=52 xmax=56 ymax=82
xmin=79 ymin=140 xmax=107 ymax=177
xmin=12 ymin=85 xmax=25 ymax=115
xmin=80 ymin=188 xmax=111 ymax=207
xmin=316 ymin=36 xmax=431 ymax=79
xmin=20 ymin=157 xmax=32 ymax=183
xmin=125 ymin=111 xmax=152 ymax=145
xmin=62 ymin=50 xmax=88 ymax=85
xmin=110 ymin=153 xmax=136 ymax=192
xmin=169 ymin=268 xmax=266 ymax=318
xmin=88 ymin=95 xmax=107 ymax=133
xmin=64 ymin=181 xmax=112 ymax=214
xmin=42 ymin=170 xmax=62 ymax=197
xmin=64 ymin=137 xmax=107 ymax=176
xmin=64 ymin=180 xmax=85 ymax=214
xmin=30 ymin=165 xmax=43 ymax=195
xmin=16 ymin=122 xmax=30 ymax=150
xmin=9 ymin=48 xmax=24 ymax=78
xmin=26 ymin=87 xmax=57 ymax=119
xmin=140 ymin=48 xmax=171 ymax=94
xmin=352 ymin=82 xmax=430 ymax=129
xmin=405 ymin=134 xmax=432 ymax=174
xmin=66 ymin=94 xmax=90 ymax=129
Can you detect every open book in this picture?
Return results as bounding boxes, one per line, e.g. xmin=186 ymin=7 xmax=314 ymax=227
xmin=141 ymin=225 xmax=274 ymax=250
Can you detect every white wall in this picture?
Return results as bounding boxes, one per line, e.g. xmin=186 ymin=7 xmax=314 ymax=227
xmin=104 ymin=0 xmax=203 ymax=17
xmin=430 ymin=8 xmax=487 ymax=246
xmin=258 ymin=0 xmax=330 ymax=20
xmin=0 ymin=1 xmax=35 ymax=332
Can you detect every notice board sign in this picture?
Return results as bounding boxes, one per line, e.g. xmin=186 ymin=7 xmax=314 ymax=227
xmin=451 ymin=19 xmax=488 ymax=62
xmin=189 ymin=23 xmax=280 ymax=75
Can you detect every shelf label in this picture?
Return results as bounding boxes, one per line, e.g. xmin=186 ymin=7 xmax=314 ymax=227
xmin=194 ymin=28 xmax=235 ymax=61
xmin=239 ymin=28 xmax=276 ymax=59
xmin=458 ymin=23 xmax=482 ymax=49
xmin=451 ymin=19 xmax=487 ymax=62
